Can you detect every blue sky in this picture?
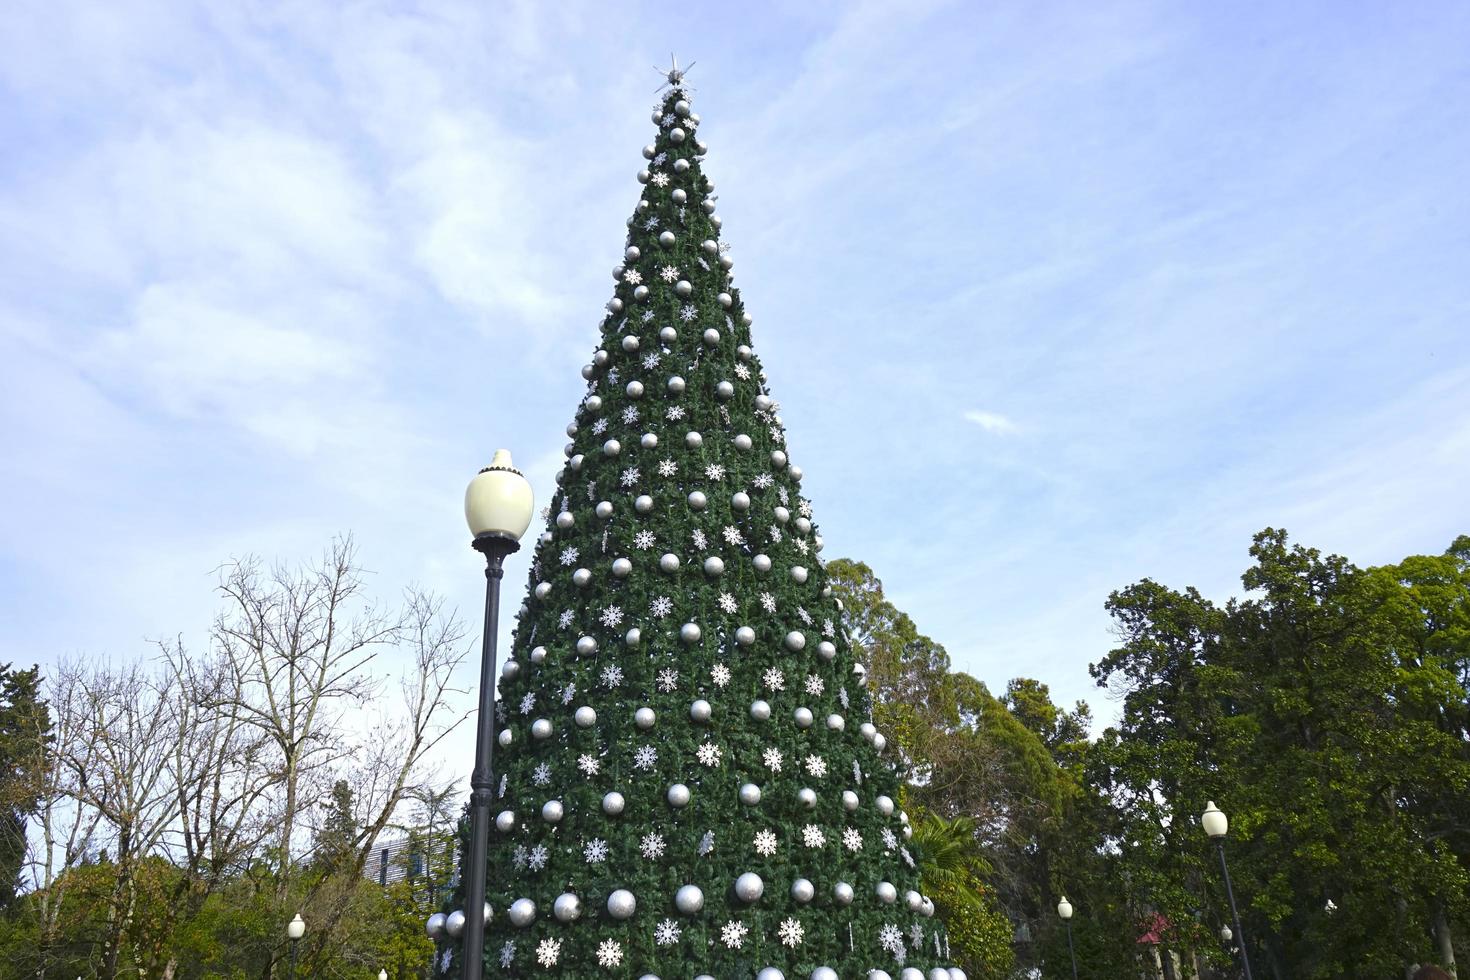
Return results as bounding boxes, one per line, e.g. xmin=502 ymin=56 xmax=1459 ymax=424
xmin=3 ymin=0 xmax=1468 ymax=758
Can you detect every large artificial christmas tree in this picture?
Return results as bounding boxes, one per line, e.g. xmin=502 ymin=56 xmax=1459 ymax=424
xmin=445 ymin=62 xmax=964 ymax=980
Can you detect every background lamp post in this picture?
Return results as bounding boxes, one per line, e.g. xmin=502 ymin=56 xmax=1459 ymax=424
xmin=1203 ymin=801 xmax=1253 ymax=980
xmin=461 ymin=450 xmax=534 ymax=980
xmin=1057 ymin=896 xmax=1079 ymax=980
xmin=285 ymin=913 xmax=304 ymax=980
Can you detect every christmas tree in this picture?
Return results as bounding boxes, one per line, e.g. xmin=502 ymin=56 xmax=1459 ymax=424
xmin=447 ymin=61 xmax=964 ymax=980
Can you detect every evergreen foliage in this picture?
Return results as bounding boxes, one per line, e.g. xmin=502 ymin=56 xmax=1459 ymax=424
xmin=0 ymin=663 xmax=50 ymax=910
xmin=445 ymin=75 xmax=958 ymax=978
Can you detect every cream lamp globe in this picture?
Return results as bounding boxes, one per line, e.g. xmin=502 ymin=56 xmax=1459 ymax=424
xmin=286 ymin=913 xmax=305 ymax=940
xmin=1201 ymin=801 xmax=1229 ymax=839
xmin=465 ymin=449 xmax=534 ymax=541
xmin=1057 ymin=896 xmax=1073 ymax=920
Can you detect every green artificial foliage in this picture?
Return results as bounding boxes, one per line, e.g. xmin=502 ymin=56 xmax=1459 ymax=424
xmin=443 ymin=73 xmax=959 ymax=978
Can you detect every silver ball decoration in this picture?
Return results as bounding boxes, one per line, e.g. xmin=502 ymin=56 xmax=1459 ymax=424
xmin=833 ymin=881 xmax=854 ymax=905
xmin=671 ymin=188 xmax=687 ymax=204
xmin=674 ymin=279 xmax=693 ymax=298
xmin=497 ymin=729 xmax=512 ymax=747
xmin=734 ymin=433 xmax=753 ymax=451
xmin=553 ymin=892 xmax=582 ymax=922
xmin=508 ymin=898 xmax=536 ymax=927
xmin=715 ymin=380 xmax=734 ymax=399
xmin=690 ymin=699 xmax=712 ymax=722
xmin=596 ymin=500 xmax=614 ymax=518
xmin=667 ymin=783 xmax=691 ymax=807
xmin=753 ymin=554 xmax=773 ymax=573
xmin=577 ymin=635 xmax=598 ymax=655
xmin=641 ymin=431 xmax=658 ymax=449
xmin=626 ymin=245 xmax=641 ymax=260
xmin=626 ymin=380 xmax=644 ymax=399
xmin=734 ymin=872 xmax=764 ymax=903
xmin=797 ymin=787 xmax=817 ymax=808
xmin=674 ymin=157 xmax=689 ymax=172
xmin=669 ymin=127 xmax=686 ymax=143
xmin=541 ymin=800 xmax=563 ymax=823
xmin=795 ymin=516 xmax=812 ymax=534
xmin=659 ymin=230 xmax=676 ymax=247
xmin=637 ymin=169 xmax=651 ymax=184
xmin=873 ymin=732 xmax=888 ymax=752
xmin=625 ymin=627 xmax=642 ymax=646
xmin=717 ymin=292 xmax=733 ymax=308
xmin=608 ymin=298 xmax=623 ymax=313
xmin=495 ymin=810 xmax=515 ymax=832
xmin=659 ymin=553 xmax=680 ymax=572
xmin=703 ymin=327 xmax=721 ymax=345
xmin=739 ymin=782 xmax=762 ymax=805
xmin=794 ymin=707 xmax=814 ymax=728
xmin=569 ymin=454 xmax=585 ymax=471
xmin=703 ymin=198 xmax=718 ymax=214
xmin=736 ymin=626 xmax=756 ymax=646
xmin=742 ymin=311 xmax=752 ymax=325
xmin=581 ymin=363 xmax=595 ymax=379
xmin=922 ymin=897 xmax=936 ymax=917
xmin=635 ymin=494 xmax=653 ymax=513
xmin=876 ymin=794 xmax=896 ymax=816
xmin=687 ymin=490 xmax=707 ymax=509
xmin=575 ymin=706 xmax=597 ymax=728
xmin=817 ymin=640 xmax=836 ymax=661
xmin=703 ymin=556 xmax=725 ymax=576
xmin=749 ymin=699 xmax=771 ymax=720
xmin=903 ymin=823 xmax=913 ymax=839
xmin=792 ymin=878 xmax=815 ymax=903
xmin=501 ymin=659 xmax=520 ymax=681
xmin=755 ymin=393 xmax=773 ymax=411
xmin=826 ymin=713 xmax=845 ymax=731
xmin=774 ymin=506 xmax=791 ymax=523
xmin=790 ymin=464 xmax=804 ymax=482
xmin=531 ymin=718 xmax=552 ymax=740
xmin=425 ymin=912 xmax=446 ymax=939
xmin=870 ymin=973 xmax=892 ymax=980
xmin=667 ymin=375 xmax=686 ymax=394
xmin=602 ymin=439 xmax=621 ymax=456
xmin=756 ymin=970 xmax=783 ymax=980
xmin=771 ymin=449 xmax=787 ymax=467
xmin=737 ymin=343 xmax=752 ymax=360
xmin=685 ymin=431 xmax=703 ymax=449
xmin=901 ymin=971 xmax=924 ymax=980
xmin=642 ymin=144 xmax=656 ymax=159
xmin=731 ymin=491 xmax=751 ymax=511
xmin=703 ymin=238 xmax=719 ymax=254
xmin=556 ymin=511 xmax=574 ymax=530
xmin=659 ymin=326 xmax=677 ymax=343
xmin=785 ymin=630 xmax=807 ymax=651
xmin=812 ymin=970 xmax=837 ymax=980
xmin=594 ymin=349 xmax=610 ymax=366
xmin=635 ymin=707 xmax=656 ymax=729
xmin=860 ymin=722 xmax=877 ymax=740
xmin=905 ymin=889 xmax=923 ymax=911
xmin=606 ymin=889 xmax=636 ymax=919
xmin=445 ymin=909 xmax=465 ymax=938
xmin=680 ymin=622 xmax=702 ymax=643
xmin=842 ymin=790 xmax=860 ymax=811
xmin=876 ymin=880 xmax=898 ymax=904
xmin=674 ymin=98 xmax=690 ymax=116
xmin=790 ymin=565 xmax=809 ymax=584
xmin=622 ymin=334 xmax=640 ymax=352
xmin=572 ymin=567 xmax=592 ymax=587
xmin=720 ymin=254 xmax=734 ymax=270
xmin=674 ymin=884 xmax=704 ymax=914
xmin=602 ymin=791 xmax=625 ymax=815
xmin=612 ymin=557 xmax=632 ymax=578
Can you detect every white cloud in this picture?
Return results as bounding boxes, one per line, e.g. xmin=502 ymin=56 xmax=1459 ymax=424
xmin=963 ymin=409 xmax=1019 ymax=435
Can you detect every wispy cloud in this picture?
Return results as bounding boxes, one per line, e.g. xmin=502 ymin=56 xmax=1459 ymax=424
xmin=963 ymin=410 xmax=1019 ymax=435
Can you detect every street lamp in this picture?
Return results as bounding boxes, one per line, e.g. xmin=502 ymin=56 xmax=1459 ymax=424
xmin=1202 ymin=802 xmax=1253 ymax=980
xmin=461 ymin=450 xmax=534 ymax=980
xmin=1057 ymin=896 xmax=1079 ymax=980
xmin=285 ymin=913 xmax=305 ymax=980
xmin=378 ymin=971 xmax=388 ymax=980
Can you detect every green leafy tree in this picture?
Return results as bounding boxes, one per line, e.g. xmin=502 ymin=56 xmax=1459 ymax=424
xmin=0 ymin=663 xmax=51 ymax=910
xmin=444 ymin=67 xmax=959 ymax=978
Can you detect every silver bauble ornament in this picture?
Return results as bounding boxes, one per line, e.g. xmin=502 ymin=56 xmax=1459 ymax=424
xmin=795 ymin=516 xmax=812 ymax=534
xmin=737 ymin=343 xmax=752 ymax=360
xmin=608 ymin=298 xmax=623 ymax=313
xmin=860 ymin=722 xmax=877 ymax=740
xmin=635 ymin=494 xmax=654 ymax=513
xmin=734 ymin=872 xmax=764 ymax=902
xmin=931 ymin=971 xmax=952 ymax=980
xmin=689 ymin=699 xmax=712 ymax=722
xmin=826 ymin=713 xmax=845 ymax=731
xmin=811 ymin=970 xmax=837 ymax=980
xmin=753 ymin=554 xmax=773 ymax=573
xmin=790 ymin=565 xmax=809 ymax=584
xmin=622 ymin=334 xmax=640 ymax=352
xmin=736 ymin=626 xmax=756 ymax=646
xmin=720 ymin=254 xmax=734 ymax=270
xmin=641 ymin=431 xmax=658 ymax=449
xmin=633 ymin=282 xmax=649 ymax=300
xmin=667 ymin=375 xmax=686 ymax=394
xmin=734 ymin=433 xmax=753 ymax=451
xmin=635 ymin=706 xmax=656 ymax=728
xmin=541 ymin=800 xmax=563 ymax=823
xmin=792 ymin=878 xmax=815 ymax=903
xmin=685 ymin=431 xmax=703 ymax=449
xmin=906 ymin=889 xmax=923 ymax=911
xmin=602 ymin=439 xmax=621 ymax=457
xmin=750 ymin=699 xmax=771 ymax=720
xmin=842 ymin=790 xmax=859 ymax=811
xmin=426 ymin=912 xmax=446 ymax=939
xmin=876 ymin=881 xmax=898 ymax=904
xmin=876 ymin=794 xmax=895 ymax=816
xmin=703 ymin=198 xmax=717 ymax=214
xmin=901 ymin=971 xmax=924 ymax=980
xmin=833 ymin=881 xmax=854 ymax=905
xmin=671 ymin=188 xmax=687 ymax=204
xmin=771 ymin=449 xmax=787 ymax=468
xmin=922 ymin=897 xmax=936 ymax=917
xmin=687 ymin=490 xmax=707 ymax=510
xmin=445 ymin=909 xmax=465 ymax=938
xmin=817 ymin=640 xmax=836 ymax=661
xmin=531 ymin=718 xmax=552 ymax=740
xmin=674 ymin=279 xmax=693 ymax=297
xmin=596 ymin=500 xmax=614 ymax=518
xmin=577 ymin=635 xmax=598 ymax=655
xmin=755 ymin=393 xmax=773 ymax=411
xmin=667 ymin=783 xmax=691 ymax=807
xmin=625 ymin=627 xmax=642 ymax=646
xmin=702 ymin=327 xmax=721 ymax=345
xmin=626 ymin=245 xmax=641 ymax=260
xmin=508 ymin=898 xmax=536 ymax=927
xmin=732 ymin=491 xmax=751 ymax=510
xmin=669 ymin=127 xmax=686 ymax=142
xmin=574 ymin=706 xmax=597 ymax=728
xmin=785 ymin=630 xmax=807 ymax=652
xmin=607 ymin=888 xmax=636 ymax=919
xmin=715 ymin=380 xmax=734 ymax=399
xmin=637 ymin=169 xmax=651 ymax=184
xmin=602 ymin=791 xmax=625 ymax=815
xmin=873 ymin=732 xmax=888 ymax=752
xmin=756 ymin=970 xmax=783 ymax=980
xmin=497 ymin=729 xmax=512 ymax=747
xmin=951 ymin=967 xmax=966 ymax=980
xmin=495 ymin=810 xmax=515 ymax=832
xmin=659 ymin=553 xmax=680 ymax=572
xmin=702 ymin=239 xmax=718 ymax=253
xmin=703 ymin=556 xmax=724 ymax=576
xmin=572 ymin=567 xmax=592 ymax=587
xmin=556 ymin=511 xmax=574 ymax=530
xmin=625 ymin=380 xmax=644 ymax=399
xmin=674 ymin=884 xmax=704 ymax=914
xmin=790 ymin=465 xmax=804 ymax=482
xmin=870 ymin=973 xmax=892 ymax=980
xmin=553 ymin=892 xmax=582 ymax=921
xmin=717 ymin=292 xmax=733 ymax=308
xmin=674 ymin=157 xmax=689 ymax=172
xmin=500 ymin=659 xmax=520 ymax=681
xmin=642 ymin=144 xmax=656 ymax=159
xmin=612 ymin=557 xmax=633 ymax=577
xmin=659 ymin=326 xmax=677 ymax=344
xmin=797 ymin=787 xmax=817 ymax=807
xmin=674 ymin=98 xmax=690 ymax=116
xmin=739 ymin=782 xmax=762 ymax=805
xmin=658 ymin=230 xmax=676 ymax=247
xmin=581 ymin=363 xmax=595 ymax=379
xmin=569 ymin=453 xmax=585 ymax=471
xmin=680 ymin=622 xmax=702 ymax=643
xmin=794 ymin=707 xmax=814 ymax=728
xmin=774 ymin=506 xmax=791 ymax=523
xmin=594 ymin=349 xmax=610 ymax=366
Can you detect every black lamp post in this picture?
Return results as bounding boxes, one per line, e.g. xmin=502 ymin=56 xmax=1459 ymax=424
xmin=1202 ymin=801 xmax=1253 ymax=980
xmin=460 ymin=450 xmax=534 ymax=980
xmin=1057 ymin=896 xmax=1079 ymax=980
xmin=285 ymin=913 xmax=304 ymax=980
